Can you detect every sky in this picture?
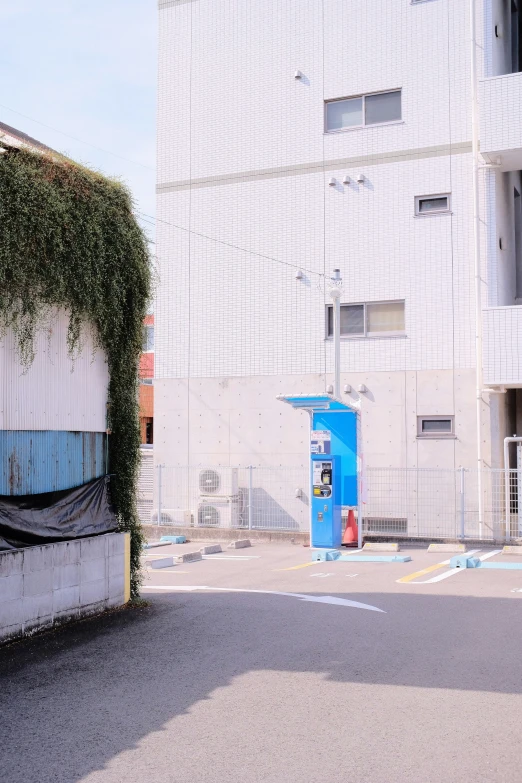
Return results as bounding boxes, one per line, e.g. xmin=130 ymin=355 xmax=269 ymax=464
xmin=0 ymin=1 xmax=157 ymax=242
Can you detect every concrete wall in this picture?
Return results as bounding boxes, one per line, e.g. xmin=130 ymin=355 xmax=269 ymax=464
xmin=0 ymin=533 xmax=129 ymax=644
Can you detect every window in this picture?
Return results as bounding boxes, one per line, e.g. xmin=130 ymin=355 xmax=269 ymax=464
xmin=417 ymin=416 xmax=455 ymax=438
xmin=142 ymin=325 xmax=154 ymax=352
xmin=325 ymin=90 xmax=401 ymax=132
xmin=326 ymin=300 xmax=405 ymax=338
xmin=415 ymin=194 xmax=451 ymax=216
xmin=140 ymin=377 xmax=153 ymax=385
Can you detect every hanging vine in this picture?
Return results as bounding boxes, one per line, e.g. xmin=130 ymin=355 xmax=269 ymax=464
xmin=0 ymin=144 xmax=151 ymax=598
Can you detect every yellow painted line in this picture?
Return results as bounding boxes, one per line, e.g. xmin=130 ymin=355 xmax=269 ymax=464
xmin=274 ymin=562 xmax=318 ymax=572
xmin=397 ymin=563 xmax=446 ymax=583
xmin=123 ymin=532 xmax=131 ymax=603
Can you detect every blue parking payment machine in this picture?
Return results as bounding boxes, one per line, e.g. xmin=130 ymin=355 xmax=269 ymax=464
xmin=311 ymin=453 xmax=342 ymax=548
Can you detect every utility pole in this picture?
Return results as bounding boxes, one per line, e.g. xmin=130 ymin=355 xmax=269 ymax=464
xmin=330 ymin=268 xmax=342 ymax=398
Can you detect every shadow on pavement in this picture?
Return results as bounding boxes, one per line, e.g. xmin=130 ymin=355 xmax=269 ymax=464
xmin=0 ymin=590 xmax=520 ymax=781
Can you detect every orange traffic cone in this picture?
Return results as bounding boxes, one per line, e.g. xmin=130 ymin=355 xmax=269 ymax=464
xmin=342 ymin=508 xmax=359 ymax=547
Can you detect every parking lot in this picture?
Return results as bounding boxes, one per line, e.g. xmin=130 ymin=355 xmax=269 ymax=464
xmin=2 ymin=539 xmax=522 ymax=783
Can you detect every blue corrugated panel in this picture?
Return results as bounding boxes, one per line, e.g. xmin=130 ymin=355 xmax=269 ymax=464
xmin=0 ymin=431 xmax=107 ymax=495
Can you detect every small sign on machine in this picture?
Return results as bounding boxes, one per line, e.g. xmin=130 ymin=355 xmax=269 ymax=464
xmin=310 ymin=430 xmax=331 ymax=454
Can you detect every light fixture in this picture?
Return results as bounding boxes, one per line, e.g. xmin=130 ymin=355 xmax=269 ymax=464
xmin=344 ymin=384 xmax=352 ymax=393
xmin=295 ymin=269 xmax=303 ymax=280
xmin=495 ymin=24 xmax=503 ymax=38
xmin=358 ymin=384 xmax=367 ymax=393
xmin=294 ymin=70 xmax=303 ymax=80
xmin=326 ymin=384 xmax=334 ymax=394
xmin=329 ymin=177 xmax=337 ymax=186
xmin=356 ymin=173 xmax=365 ymax=183
xmin=343 ymin=175 xmax=351 ymax=185
xmin=295 ymin=488 xmax=302 ymax=499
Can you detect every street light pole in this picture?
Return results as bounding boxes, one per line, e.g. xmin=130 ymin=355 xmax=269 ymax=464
xmin=330 ymin=269 xmax=342 ymax=398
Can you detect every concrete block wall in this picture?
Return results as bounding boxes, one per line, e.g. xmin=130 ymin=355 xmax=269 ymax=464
xmin=0 ymin=533 xmax=129 ymax=644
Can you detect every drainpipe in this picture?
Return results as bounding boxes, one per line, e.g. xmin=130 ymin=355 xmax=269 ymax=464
xmin=503 ymin=437 xmax=522 ymax=541
xmin=470 ymin=0 xmax=484 ymax=535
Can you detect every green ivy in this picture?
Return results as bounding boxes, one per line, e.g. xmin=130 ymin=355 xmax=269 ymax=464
xmin=0 ymin=146 xmax=151 ymax=598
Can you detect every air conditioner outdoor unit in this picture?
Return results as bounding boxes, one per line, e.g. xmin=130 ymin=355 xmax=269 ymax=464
xmin=198 ymin=467 xmax=238 ymax=497
xmin=151 ymin=508 xmax=192 ymax=526
xmin=197 ymin=496 xmax=240 ymax=528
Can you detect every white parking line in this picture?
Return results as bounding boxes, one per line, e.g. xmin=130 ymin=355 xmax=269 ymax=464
xmin=201 ymin=555 xmax=260 ymax=561
xmin=423 ymin=550 xmax=501 ymax=583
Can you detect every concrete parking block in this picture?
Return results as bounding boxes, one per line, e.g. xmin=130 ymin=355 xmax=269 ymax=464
xmin=200 ymin=544 xmax=223 ymax=555
xmin=150 ymin=557 xmax=175 ymax=569
xmin=160 ymin=536 xmax=187 ymax=544
xmin=428 ymin=543 xmax=466 ymax=553
xmin=363 ymin=542 xmax=400 ymax=552
xmin=228 ymin=540 xmax=252 ymax=550
xmin=502 ymin=545 xmax=522 ymax=555
xmin=143 ymin=541 xmax=171 ymax=549
xmin=175 ymin=551 xmax=203 ymax=563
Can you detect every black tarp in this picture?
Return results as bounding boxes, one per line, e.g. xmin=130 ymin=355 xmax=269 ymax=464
xmin=0 ymin=476 xmax=117 ymax=550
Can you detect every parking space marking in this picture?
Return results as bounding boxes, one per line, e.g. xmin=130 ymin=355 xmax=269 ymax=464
xmin=478 ymin=549 xmax=503 ymax=562
xmin=202 ymin=555 xmax=259 ymax=561
xmin=310 ymin=572 xmax=334 ymax=578
xmin=397 ymin=550 xmax=480 ymax=584
xmin=397 ymin=563 xmax=449 ymax=583
xmin=275 ymin=562 xmax=318 ymax=571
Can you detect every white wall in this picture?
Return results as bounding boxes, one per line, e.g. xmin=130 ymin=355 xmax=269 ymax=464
xmin=0 ymin=533 xmax=128 ymax=644
xmin=155 ymin=0 xmax=505 ymax=473
xmin=0 ymin=310 xmax=109 ymax=432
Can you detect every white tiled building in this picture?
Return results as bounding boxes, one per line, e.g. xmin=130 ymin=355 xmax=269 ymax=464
xmin=155 ymin=0 xmax=522 ymax=481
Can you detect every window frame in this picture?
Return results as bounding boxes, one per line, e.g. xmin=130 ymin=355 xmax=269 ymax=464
xmin=325 ymin=89 xmax=402 ymax=134
xmin=415 ymin=193 xmax=451 ymax=217
xmin=417 ymin=415 xmax=455 ymax=439
xmin=142 ymin=325 xmax=155 ymax=352
xmin=325 ymin=300 xmax=406 ymax=339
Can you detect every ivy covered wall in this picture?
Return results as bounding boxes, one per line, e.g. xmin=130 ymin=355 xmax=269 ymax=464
xmin=0 ymin=145 xmax=151 ymax=597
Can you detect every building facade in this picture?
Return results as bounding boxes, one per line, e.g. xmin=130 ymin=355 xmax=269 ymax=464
xmin=155 ymin=0 xmax=522 ymax=487
xmin=139 ymin=314 xmax=155 ymax=445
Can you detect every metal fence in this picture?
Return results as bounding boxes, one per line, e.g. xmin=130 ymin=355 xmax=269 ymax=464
xmin=136 ymin=459 xmax=522 ymax=542
xmin=363 ymin=467 xmax=521 ymax=541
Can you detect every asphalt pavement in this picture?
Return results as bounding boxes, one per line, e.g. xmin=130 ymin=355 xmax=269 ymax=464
xmin=2 ymin=542 xmax=522 ymax=782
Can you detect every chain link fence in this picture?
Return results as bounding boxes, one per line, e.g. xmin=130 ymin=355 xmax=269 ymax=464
xmin=137 ymin=459 xmax=522 ymax=541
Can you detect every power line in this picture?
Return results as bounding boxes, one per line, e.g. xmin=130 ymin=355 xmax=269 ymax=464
xmin=136 ymin=210 xmax=324 ymax=278
xmin=0 ymin=102 xmax=155 ymax=171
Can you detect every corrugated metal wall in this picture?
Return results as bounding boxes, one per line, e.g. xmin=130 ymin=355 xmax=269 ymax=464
xmin=0 ymin=431 xmax=107 ymax=495
xmin=0 ymin=311 xmax=108 ymax=431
